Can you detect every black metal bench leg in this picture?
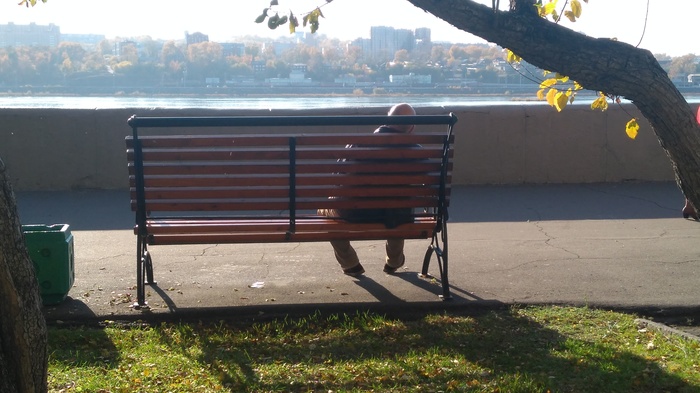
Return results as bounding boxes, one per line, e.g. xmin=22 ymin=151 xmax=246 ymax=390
xmin=144 ymin=251 xmax=155 ymax=285
xmin=134 ymin=237 xmax=151 ymax=309
xmin=420 ymin=221 xmax=452 ymax=300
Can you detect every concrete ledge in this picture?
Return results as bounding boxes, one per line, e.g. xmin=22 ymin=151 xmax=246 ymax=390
xmin=0 ymin=104 xmax=678 ymax=191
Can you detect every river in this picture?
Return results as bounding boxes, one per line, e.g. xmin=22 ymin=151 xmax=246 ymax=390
xmin=1 ymin=93 xmax=698 ymax=110
xmin=0 ymin=94 xmax=572 ymax=110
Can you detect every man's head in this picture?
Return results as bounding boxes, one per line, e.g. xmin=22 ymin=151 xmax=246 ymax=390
xmin=387 ymin=103 xmax=416 ymax=133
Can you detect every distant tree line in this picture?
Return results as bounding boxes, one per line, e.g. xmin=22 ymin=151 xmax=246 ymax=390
xmin=0 ymin=35 xmax=696 ymax=90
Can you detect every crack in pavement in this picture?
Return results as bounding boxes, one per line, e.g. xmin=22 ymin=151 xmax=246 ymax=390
xmin=531 ymin=220 xmax=582 ymax=259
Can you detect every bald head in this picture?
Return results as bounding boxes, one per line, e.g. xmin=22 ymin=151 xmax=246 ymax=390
xmin=387 ymin=103 xmax=416 ymax=133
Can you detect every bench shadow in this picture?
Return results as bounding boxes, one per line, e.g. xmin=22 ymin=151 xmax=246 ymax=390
xmin=391 ymin=270 xmax=485 ymax=302
xmin=147 ymin=284 xmax=179 ymax=313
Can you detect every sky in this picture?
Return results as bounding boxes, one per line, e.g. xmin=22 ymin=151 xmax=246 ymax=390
xmin=0 ymin=0 xmax=697 ymax=57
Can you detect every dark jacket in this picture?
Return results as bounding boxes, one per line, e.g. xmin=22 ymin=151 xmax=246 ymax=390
xmin=336 ymin=125 xmax=420 ymax=228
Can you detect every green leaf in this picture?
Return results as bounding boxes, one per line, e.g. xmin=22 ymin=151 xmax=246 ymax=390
xmin=255 ymin=8 xmax=269 ymax=23
xmin=255 ymin=14 xmax=267 ymax=23
xmin=267 ymin=14 xmax=280 ymax=29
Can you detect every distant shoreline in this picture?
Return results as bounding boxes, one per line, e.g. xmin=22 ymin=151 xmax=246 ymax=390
xmin=0 ymin=90 xmax=542 ymax=98
xmin=1 ymin=91 xmax=698 ymax=110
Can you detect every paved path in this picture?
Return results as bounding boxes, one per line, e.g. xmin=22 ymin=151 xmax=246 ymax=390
xmin=15 ymin=182 xmax=700 ymax=326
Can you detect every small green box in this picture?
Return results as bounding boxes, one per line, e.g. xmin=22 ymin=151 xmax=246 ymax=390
xmin=22 ymin=224 xmax=75 ymax=306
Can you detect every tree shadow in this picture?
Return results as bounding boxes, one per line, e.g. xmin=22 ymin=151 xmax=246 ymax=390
xmin=148 ymin=308 xmax=696 ymax=392
xmin=449 ymin=182 xmax=685 ymax=222
xmin=46 ymin=298 xmax=120 ymax=369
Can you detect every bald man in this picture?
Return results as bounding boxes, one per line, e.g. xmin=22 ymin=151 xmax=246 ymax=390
xmin=320 ymin=103 xmax=418 ymax=277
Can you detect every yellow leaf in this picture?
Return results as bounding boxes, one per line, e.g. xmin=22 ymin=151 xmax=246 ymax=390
xmin=554 ymin=91 xmax=569 ymax=112
xmin=543 ymin=1 xmax=558 ymax=15
xmin=626 ymin=118 xmax=640 ymax=139
xmin=546 ymin=88 xmax=558 ymax=106
xmin=552 ymin=10 xmax=560 ymax=21
xmin=506 ymin=50 xmax=521 ymax=63
xmin=574 ymin=81 xmax=584 ymax=90
xmin=535 ymin=4 xmax=545 ymax=17
xmin=555 ymin=73 xmax=569 ymax=83
xmin=590 ymin=93 xmax=609 ymax=111
xmin=289 ymin=13 xmax=298 ymax=34
xmin=540 ymin=78 xmax=559 ymax=89
xmin=537 ymin=89 xmax=546 ymax=100
xmin=571 ymin=0 xmax=582 ymax=17
xmin=564 ymin=11 xmax=576 ymax=22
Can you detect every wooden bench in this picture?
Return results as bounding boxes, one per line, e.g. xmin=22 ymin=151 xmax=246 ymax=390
xmin=126 ymin=114 xmax=457 ymax=308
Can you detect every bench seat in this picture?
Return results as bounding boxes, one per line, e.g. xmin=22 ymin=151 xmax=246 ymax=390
xmin=126 ymin=114 xmax=457 ymax=308
xmin=140 ymin=216 xmax=438 ymax=244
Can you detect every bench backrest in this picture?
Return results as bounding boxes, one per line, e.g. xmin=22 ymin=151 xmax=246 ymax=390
xmin=126 ymin=114 xmax=457 ymax=223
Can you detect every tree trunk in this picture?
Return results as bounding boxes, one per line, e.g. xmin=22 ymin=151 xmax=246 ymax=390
xmin=0 ymin=156 xmax=48 ymax=393
xmin=407 ymin=0 xmax=700 ymax=208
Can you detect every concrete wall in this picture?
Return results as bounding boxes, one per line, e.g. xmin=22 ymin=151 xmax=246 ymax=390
xmin=0 ymin=104 xmax=677 ymax=191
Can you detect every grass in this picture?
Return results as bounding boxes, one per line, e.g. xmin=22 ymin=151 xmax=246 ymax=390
xmin=47 ymin=306 xmax=700 ymax=392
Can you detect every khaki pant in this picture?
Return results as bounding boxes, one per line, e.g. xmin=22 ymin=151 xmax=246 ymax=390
xmin=330 ymin=238 xmax=405 ymax=270
xmin=319 ymin=208 xmax=406 ymax=270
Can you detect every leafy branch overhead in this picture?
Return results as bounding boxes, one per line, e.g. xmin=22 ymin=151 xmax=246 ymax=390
xmin=508 ymin=0 xmax=640 ymax=140
xmin=18 ymin=0 xmax=47 ymax=6
xmin=259 ymin=0 xmax=641 ymax=140
xmin=255 ymin=0 xmax=333 ymax=34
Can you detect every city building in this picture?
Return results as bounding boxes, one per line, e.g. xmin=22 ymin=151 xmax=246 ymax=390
xmin=185 ymin=31 xmax=208 ymax=46
xmin=414 ymin=27 xmax=431 ymax=44
xmin=0 ymin=22 xmax=60 ymax=48
xmin=61 ymin=33 xmax=106 ymax=50
xmin=221 ymin=42 xmax=246 ymax=57
xmin=354 ymin=26 xmax=432 ymax=62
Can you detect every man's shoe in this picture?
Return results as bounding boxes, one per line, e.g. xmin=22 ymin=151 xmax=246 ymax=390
xmin=343 ymin=263 xmax=365 ymax=277
xmin=383 ymin=256 xmax=405 ymax=274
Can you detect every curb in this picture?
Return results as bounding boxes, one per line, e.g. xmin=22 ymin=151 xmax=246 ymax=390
xmin=635 ymin=318 xmax=700 ymax=343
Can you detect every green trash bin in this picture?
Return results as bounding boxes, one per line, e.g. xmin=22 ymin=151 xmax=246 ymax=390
xmin=22 ymin=224 xmax=75 ymax=306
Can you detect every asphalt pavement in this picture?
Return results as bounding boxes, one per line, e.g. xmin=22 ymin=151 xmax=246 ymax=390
xmin=15 ymin=182 xmax=700 ymax=330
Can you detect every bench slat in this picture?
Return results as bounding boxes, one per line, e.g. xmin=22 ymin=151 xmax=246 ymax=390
xmin=132 ymin=197 xmax=443 ymax=212
xmin=134 ymin=161 xmax=446 ymax=176
xmin=126 ymin=133 xmax=452 ymax=149
xmin=146 ymin=227 xmax=436 ymax=245
xmin=128 ymin=146 xmax=445 ymax=162
xmin=135 ymin=185 xmax=441 ymax=201
xmin=144 ymin=217 xmax=436 ymax=233
xmin=129 ymin=173 xmax=448 ymax=188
